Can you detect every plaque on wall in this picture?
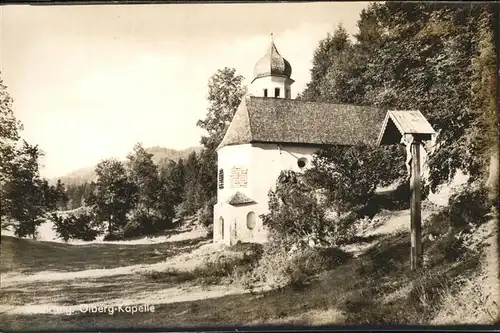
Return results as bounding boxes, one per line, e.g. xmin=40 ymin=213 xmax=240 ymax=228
xmin=230 ymin=166 xmax=248 ymax=188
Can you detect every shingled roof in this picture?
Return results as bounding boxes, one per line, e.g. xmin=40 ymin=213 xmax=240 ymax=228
xmin=217 ymin=96 xmax=387 ymax=151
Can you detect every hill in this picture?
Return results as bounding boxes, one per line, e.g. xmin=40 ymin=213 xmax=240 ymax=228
xmin=55 ymin=146 xmax=202 ymax=186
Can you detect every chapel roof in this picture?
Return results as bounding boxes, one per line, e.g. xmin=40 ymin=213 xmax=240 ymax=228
xmin=253 ymin=36 xmax=292 ymax=82
xmin=217 ymin=96 xmax=387 ymax=151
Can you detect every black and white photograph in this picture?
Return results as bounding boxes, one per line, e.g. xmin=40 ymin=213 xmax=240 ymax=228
xmin=0 ymin=1 xmax=499 ymax=331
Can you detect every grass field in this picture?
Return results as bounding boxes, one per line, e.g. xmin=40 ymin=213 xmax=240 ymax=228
xmin=1 ymin=207 xmax=498 ymax=331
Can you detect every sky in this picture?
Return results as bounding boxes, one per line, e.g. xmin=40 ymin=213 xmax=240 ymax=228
xmin=0 ymin=2 xmax=369 ymax=179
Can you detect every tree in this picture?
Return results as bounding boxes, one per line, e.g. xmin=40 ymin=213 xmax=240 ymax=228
xmin=301 ymin=2 xmax=497 ymax=194
xmin=126 ymin=143 xmax=161 ymax=219
xmin=54 ymin=179 xmax=70 ymax=210
xmin=189 ymin=67 xmax=246 ymax=224
xmin=181 ymin=151 xmax=204 ymax=215
xmin=197 ymin=67 xmax=246 ymax=152
xmin=4 ymin=142 xmax=46 ymax=238
xmin=86 ymin=159 xmax=138 ymax=238
xmin=305 ymin=144 xmax=405 ymax=216
xmin=300 ymin=24 xmax=356 ymax=103
xmin=160 ymin=158 xmax=185 ymax=208
xmin=355 ymin=3 xmax=497 ymax=190
xmin=0 ymin=73 xmax=23 ymax=226
xmin=52 ymin=212 xmax=100 ymax=242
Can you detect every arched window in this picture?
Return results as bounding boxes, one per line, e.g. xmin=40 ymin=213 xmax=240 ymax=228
xmin=263 ymin=89 xmax=268 ymax=97
xmin=246 ymin=212 xmax=256 ymax=230
xmin=275 ymin=87 xmax=280 ymax=98
xmin=218 ymin=169 xmax=224 ymax=189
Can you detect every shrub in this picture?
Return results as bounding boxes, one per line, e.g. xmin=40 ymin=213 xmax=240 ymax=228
xmin=147 ymin=268 xmax=196 ymax=284
xmin=103 ymin=231 xmax=124 ymax=241
xmin=237 ymin=232 xmax=351 ymax=290
xmin=122 ymin=211 xmax=174 ymax=238
xmin=193 ymin=249 xmax=261 ymax=286
xmin=260 ymin=171 xmax=328 ymax=244
xmin=448 ymin=185 xmax=491 ymax=230
xmin=425 ymin=209 xmax=451 ymax=238
xmin=327 ymin=212 xmax=358 ymax=245
xmin=238 ymin=236 xmax=292 ymax=289
xmin=425 ymin=230 xmax=468 ymax=268
xmin=286 ymin=246 xmax=351 ymax=288
xmin=51 ymin=212 xmax=101 ymax=241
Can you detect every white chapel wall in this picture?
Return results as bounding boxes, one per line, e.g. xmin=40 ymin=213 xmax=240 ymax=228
xmin=250 ymin=143 xmax=319 ymax=212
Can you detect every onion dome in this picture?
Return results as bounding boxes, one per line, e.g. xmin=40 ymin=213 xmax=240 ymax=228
xmin=253 ymin=34 xmax=292 ymax=82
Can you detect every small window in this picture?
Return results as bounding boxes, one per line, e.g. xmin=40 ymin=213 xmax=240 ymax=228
xmin=275 ymin=88 xmax=280 ymax=98
xmin=219 ymin=216 xmax=225 ymax=239
xmin=246 ymin=212 xmax=256 ymax=230
xmin=263 ymin=89 xmax=268 ymax=97
xmin=297 ymin=158 xmax=307 ymax=169
xmin=218 ymin=169 xmax=224 ymax=189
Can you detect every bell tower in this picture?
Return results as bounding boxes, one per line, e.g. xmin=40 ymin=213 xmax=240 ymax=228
xmin=250 ymin=33 xmax=294 ymax=99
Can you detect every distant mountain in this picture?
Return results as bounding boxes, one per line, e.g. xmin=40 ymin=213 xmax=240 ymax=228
xmin=55 ymin=146 xmax=202 ymax=186
xmin=146 ymin=146 xmax=203 ymax=167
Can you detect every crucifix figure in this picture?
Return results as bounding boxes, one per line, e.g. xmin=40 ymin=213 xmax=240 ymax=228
xmin=401 ymin=134 xmax=414 ymax=181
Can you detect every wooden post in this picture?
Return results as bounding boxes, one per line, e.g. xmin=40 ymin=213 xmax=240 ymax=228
xmin=410 ymin=139 xmax=422 ymax=271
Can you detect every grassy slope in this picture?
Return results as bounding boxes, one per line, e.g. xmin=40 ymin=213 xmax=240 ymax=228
xmin=1 ymin=200 xmax=497 ymax=331
xmin=0 ymin=234 xmax=208 ymax=274
xmin=1 ymin=217 xmax=496 ymax=331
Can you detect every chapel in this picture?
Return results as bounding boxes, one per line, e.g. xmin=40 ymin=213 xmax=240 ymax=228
xmin=212 ymin=35 xmax=429 ymax=245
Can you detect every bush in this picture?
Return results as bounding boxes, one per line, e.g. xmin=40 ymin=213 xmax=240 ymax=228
xmin=286 ymin=246 xmax=351 ymax=288
xmin=193 ymin=250 xmax=260 ymax=286
xmin=103 ymin=231 xmax=124 ymax=241
xmin=260 ymin=171 xmax=328 ymax=244
xmin=237 ymin=233 xmax=351 ymax=290
xmin=51 ymin=212 xmax=101 ymax=241
xmin=448 ymin=185 xmax=491 ymax=230
xmin=147 ymin=268 xmax=196 ymax=284
xmin=425 ymin=210 xmax=451 ymax=238
xmin=425 ymin=228 xmax=473 ymax=269
xmin=122 ymin=213 xmax=158 ymax=238
xmin=326 ymin=212 xmax=358 ymax=245
xmin=238 ymin=237 xmax=292 ymax=289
